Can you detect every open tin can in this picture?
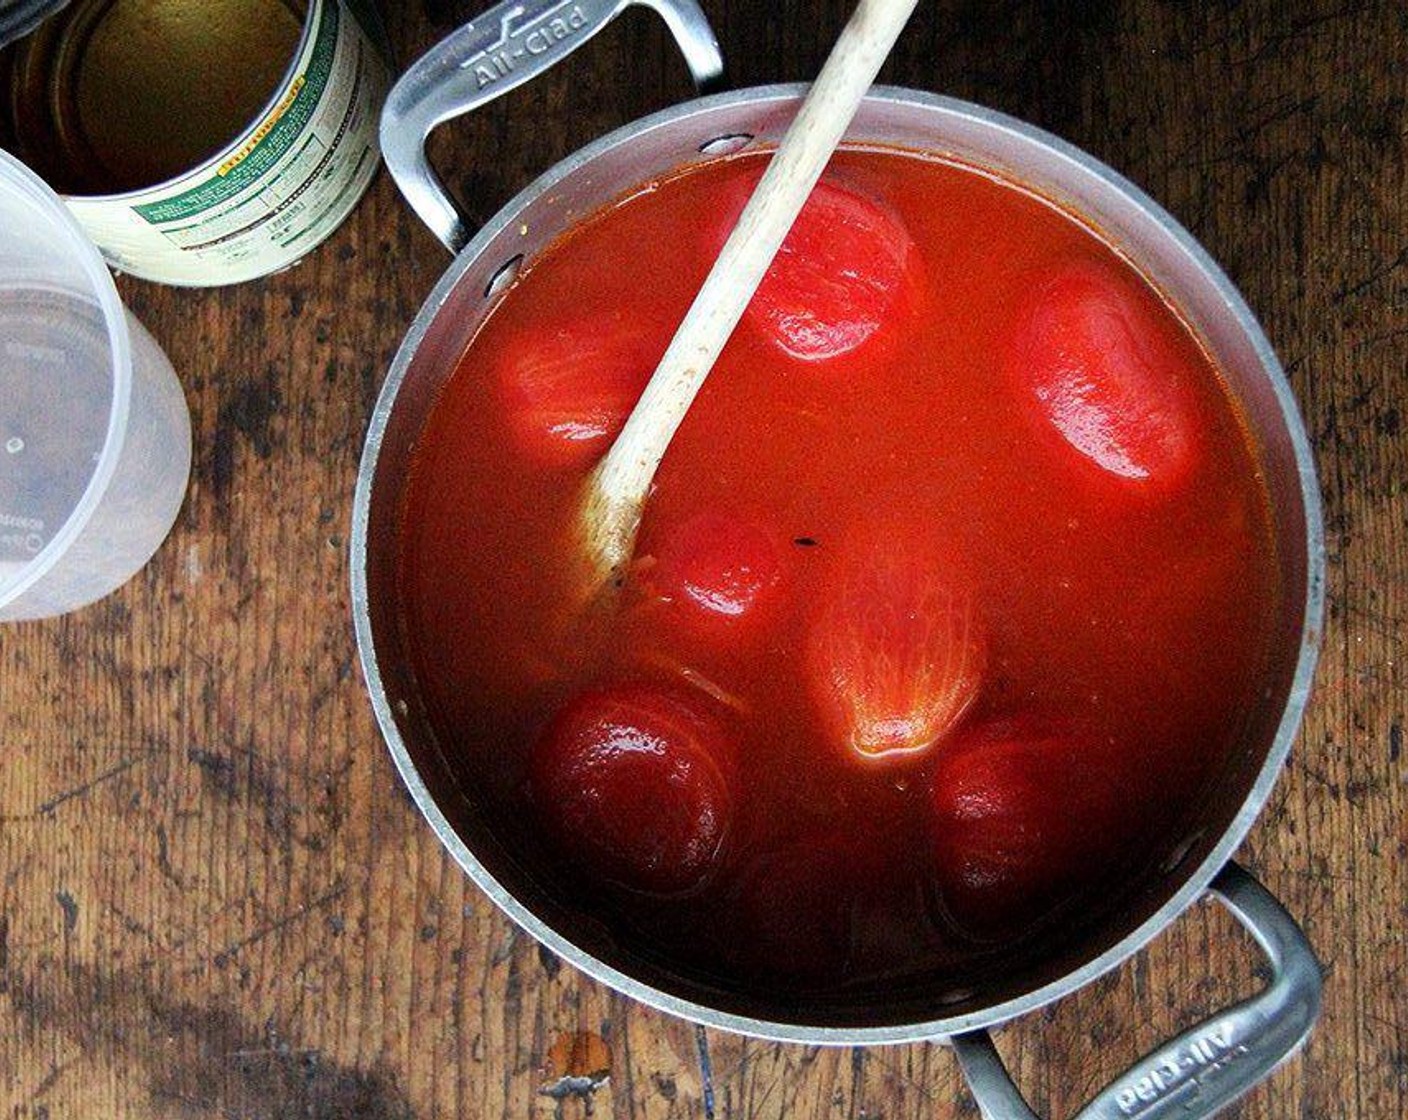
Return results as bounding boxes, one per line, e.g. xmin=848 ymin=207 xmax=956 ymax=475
xmin=0 ymin=0 xmax=388 ymax=285
xmin=355 ymin=3 xmax=1326 ymax=1117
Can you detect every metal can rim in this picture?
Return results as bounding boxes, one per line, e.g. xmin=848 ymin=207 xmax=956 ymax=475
xmin=33 ymin=0 xmax=323 ymax=203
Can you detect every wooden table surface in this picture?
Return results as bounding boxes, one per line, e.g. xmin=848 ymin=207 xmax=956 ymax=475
xmin=3 ymin=1 xmax=1404 ymax=1117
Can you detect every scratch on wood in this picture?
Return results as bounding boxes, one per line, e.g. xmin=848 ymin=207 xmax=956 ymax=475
xmin=738 ymin=1036 xmax=753 ymax=1117
xmin=871 ymin=1044 xmax=941 ymax=1103
xmin=212 ymin=882 xmax=345 ymax=968
xmin=1163 ymin=92 xmax=1321 ymax=173
xmin=229 ymin=1046 xmax=322 ymax=1062
xmin=1363 ymin=1010 xmax=1404 ymax=1043
xmin=104 ymin=901 xmax=165 ymax=946
xmin=695 ymin=1024 xmax=716 ymax=1120
xmin=148 ymin=1087 xmax=210 ymax=1111
xmin=1334 ymin=242 xmax=1408 ymax=303
xmin=849 ymin=1046 xmax=866 ymax=1120
xmin=26 ymin=1061 xmax=69 ymax=1104
xmin=155 ymin=822 xmax=183 ymax=886
xmin=55 ymin=891 xmax=78 ymax=933
xmin=744 ymin=1042 xmax=794 ymax=1118
xmin=490 ymin=924 xmax=519 ymax=965
xmin=1348 ymin=325 xmax=1408 ymax=357
xmin=32 ymin=753 xmax=151 ymax=816
xmin=602 ymin=1005 xmax=638 ymax=1120
xmin=1224 ymin=3 xmax=1371 ymax=68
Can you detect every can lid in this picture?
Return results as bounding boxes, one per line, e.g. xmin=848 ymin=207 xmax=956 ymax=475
xmin=0 ymin=0 xmax=68 ymax=49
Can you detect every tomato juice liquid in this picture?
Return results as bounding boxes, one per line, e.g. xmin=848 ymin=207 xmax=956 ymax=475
xmin=396 ymin=148 xmax=1279 ymax=994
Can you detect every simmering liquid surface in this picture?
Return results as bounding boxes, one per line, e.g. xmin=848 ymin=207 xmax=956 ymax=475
xmin=397 ymin=149 xmax=1279 ymax=995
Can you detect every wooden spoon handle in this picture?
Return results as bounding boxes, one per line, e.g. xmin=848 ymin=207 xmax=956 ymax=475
xmin=583 ymin=0 xmax=921 ymax=579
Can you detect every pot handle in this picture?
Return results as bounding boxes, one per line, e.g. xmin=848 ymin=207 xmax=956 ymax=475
xmin=952 ymin=863 xmax=1322 ymax=1120
xmin=381 ymin=0 xmax=724 ymax=254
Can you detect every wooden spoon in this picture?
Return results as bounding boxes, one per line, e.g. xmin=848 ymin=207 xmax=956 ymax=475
xmin=576 ymin=0 xmax=921 ymax=593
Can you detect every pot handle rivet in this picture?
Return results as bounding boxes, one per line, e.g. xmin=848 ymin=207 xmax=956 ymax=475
xmin=951 ymin=862 xmax=1322 ymax=1120
xmin=380 ymin=0 xmax=724 ymax=255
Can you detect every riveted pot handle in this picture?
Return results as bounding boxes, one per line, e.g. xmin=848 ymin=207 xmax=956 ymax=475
xmin=381 ymin=0 xmax=724 ymax=254
xmin=952 ymin=863 xmax=1322 ymax=1120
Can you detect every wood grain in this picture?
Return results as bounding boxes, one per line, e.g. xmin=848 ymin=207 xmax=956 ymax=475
xmin=2 ymin=2 xmax=1404 ymax=1118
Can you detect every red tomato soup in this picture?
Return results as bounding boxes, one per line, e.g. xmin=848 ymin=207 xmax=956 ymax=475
xmin=397 ymin=148 xmax=1279 ymax=992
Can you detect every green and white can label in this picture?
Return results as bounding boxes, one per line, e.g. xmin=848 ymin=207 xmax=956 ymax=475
xmin=64 ymin=0 xmax=388 ymax=286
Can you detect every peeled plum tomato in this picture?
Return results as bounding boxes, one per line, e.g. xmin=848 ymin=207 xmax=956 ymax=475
xmin=929 ymin=719 xmax=1134 ymax=937
xmin=806 ymin=529 xmax=986 ymax=763
xmin=1007 ymin=258 xmax=1200 ymax=488
xmin=528 ymin=683 xmax=736 ymax=896
xmin=707 ymin=166 xmax=920 ymax=362
xmin=493 ymin=309 xmax=669 ymax=466
xmin=643 ymin=511 xmax=785 ymax=633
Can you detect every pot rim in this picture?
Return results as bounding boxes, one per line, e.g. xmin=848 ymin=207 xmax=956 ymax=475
xmin=351 ymin=83 xmax=1325 ymax=1045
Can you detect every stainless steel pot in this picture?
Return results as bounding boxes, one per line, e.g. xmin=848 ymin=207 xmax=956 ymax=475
xmin=354 ymin=3 xmax=1326 ymax=1116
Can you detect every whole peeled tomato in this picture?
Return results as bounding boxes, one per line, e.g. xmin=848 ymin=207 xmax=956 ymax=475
xmin=529 ymin=683 xmax=736 ymax=896
xmin=1007 ymin=258 xmax=1200 ymax=490
xmin=708 ymin=166 xmax=921 ymax=363
xmin=494 ymin=309 xmax=668 ymax=466
xmin=930 ymin=719 xmax=1135 ymax=938
xmin=646 ymin=511 xmax=786 ymax=636
xmin=806 ymin=528 xmax=987 ymax=764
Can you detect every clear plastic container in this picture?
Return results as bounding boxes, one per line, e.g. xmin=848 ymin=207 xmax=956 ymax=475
xmin=0 ymin=148 xmax=190 ymax=621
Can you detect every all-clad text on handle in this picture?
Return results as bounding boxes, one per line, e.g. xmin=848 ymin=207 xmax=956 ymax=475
xmin=951 ymin=863 xmax=1323 ymax=1120
xmin=381 ymin=0 xmax=723 ymax=253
